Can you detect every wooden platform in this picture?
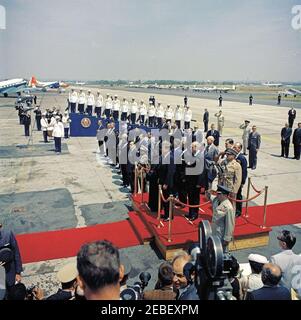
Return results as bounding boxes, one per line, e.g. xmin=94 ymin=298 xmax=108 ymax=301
xmin=129 ymin=193 xmax=271 ymax=260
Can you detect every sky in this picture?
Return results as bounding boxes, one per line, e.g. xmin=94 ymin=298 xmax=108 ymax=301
xmin=0 ymin=0 xmax=301 ymax=81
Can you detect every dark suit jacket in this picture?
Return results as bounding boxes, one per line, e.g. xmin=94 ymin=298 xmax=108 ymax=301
xmin=288 ymin=110 xmax=296 ymax=120
xmin=248 ymin=285 xmax=291 ymax=300
xmin=281 ymin=127 xmax=292 ymax=142
xmin=178 ymin=283 xmax=199 ymax=300
xmin=158 ymin=153 xmax=175 ymax=188
xmin=293 ymin=128 xmax=301 ymax=145
xmin=203 ymin=111 xmax=209 ymax=122
xmin=0 ymin=229 xmax=23 ymax=287
xmin=206 ymin=130 xmax=220 ymax=146
xmin=236 ymin=153 xmax=248 ymax=185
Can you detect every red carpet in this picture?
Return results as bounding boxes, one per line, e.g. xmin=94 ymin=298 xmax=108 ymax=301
xmin=17 ymin=220 xmax=141 ymax=264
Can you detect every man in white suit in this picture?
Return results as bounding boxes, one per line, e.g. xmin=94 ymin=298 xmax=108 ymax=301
xmin=270 ymin=230 xmax=301 ymax=298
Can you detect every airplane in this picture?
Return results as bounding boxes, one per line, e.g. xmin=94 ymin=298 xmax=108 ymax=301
xmin=278 ymin=88 xmax=301 ymax=97
xmin=262 ymin=82 xmax=283 ymax=87
xmin=28 ymin=76 xmax=69 ymax=91
xmin=75 ymin=81 xmax=86 ymax=85
xmin=0 ymin=78 xmax=28 ymax=97
xmin=192 ymin=85 xmax=236 ymax=93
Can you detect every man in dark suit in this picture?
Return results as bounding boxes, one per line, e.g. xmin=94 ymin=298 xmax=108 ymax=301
xmin=203 ymin=108 xmax=209 ymax=132
xmin=158 ymin=143 xmax=175 ymax=221
xmin=218 ymin=95 xmax=223 ymax=107
xmin=248 ymin=263 xmax=291 ymax=300
xmin=280 ymin=123 xmax=292 ymax=158
xmin=288 ymin=107 xmax=296 ymax=128
xmin=248 ymin=125 xmax=261 ymax=170
xmin=206 ymin=123 xmax=220 ymax=146
xmin=233 ymin=142 xmax=248 ymax=217
xmin=0 ymin=224 xmax=23 ymax=290
xmin=293 ymin=122 xmax=301 ymax=160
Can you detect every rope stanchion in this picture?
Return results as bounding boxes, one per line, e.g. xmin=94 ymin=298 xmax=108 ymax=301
xmin=250 ymin=179 xmax=262 ymax=194
xmin=140 ymin=169 xmax=144 ymax=203
xmin=157 ymin=185 xmax=164 ymax=228
xmin=173 ymin=198 xmax=211 ymax=208
xmin=261 ymin=186 xmax=268 ymax=229
xmin=245 ymin=177 xmax=251 ymax=218
xmin=134 ymin=165 xmax=137 ymax=195
xmin=168 ymin=195 xmax=174 ymax=243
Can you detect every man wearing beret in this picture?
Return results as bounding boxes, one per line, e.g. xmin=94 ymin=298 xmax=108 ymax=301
xmin=210 ymin=185 xmax=235 ymax=251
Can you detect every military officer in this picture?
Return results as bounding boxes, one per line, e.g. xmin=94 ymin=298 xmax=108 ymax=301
xmin=112 ymin=95 xmax=120 ymax=121
xmin=184 ymin=106 xmax=192 ymax=129
xmin=214 ymin=110 xmax=224 ymax=136
xmin=77 ymin=89 xmax=86 ymax=114
xmin=130 ymin=98 xmax=138 ymax=124
xmin=210 ymin=185 xmax=235 ymax=251
xmin=69 ymin=89 xmax=78 ymax=113
xmin=104 ymin=94 xmax=112 ymax=119
xmin=156 ymin=103 xmax=164 ymax=128
xmin=94 ymin=91 xmax=103 ymax=117
xmin=139 ymin=100 xmax=147 ymax=125
xmin=148 ymin=103 xmax=156 ymax=127
xmin=165 ymin=105 xmax=173 ymax=124
xmin=86 ymin=90 xmax=95 ymax=116
xmin=239 ymin=120 xmax=251 ymax=155
xmin=248 ymin=125 xmax=261 ymax=170
xmin=120 ymin=98 xmax=129 ymax=121
xmin=174 ymin=105 xmax=183 ymax=129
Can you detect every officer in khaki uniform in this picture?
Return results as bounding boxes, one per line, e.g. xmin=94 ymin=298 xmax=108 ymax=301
xmin=239 ymin=120 xmax=251 ymax=155
xmin=214 ymin=110 xmax=225 ymax=136
xmin=211 ymin=185 xmax=235 ymax=252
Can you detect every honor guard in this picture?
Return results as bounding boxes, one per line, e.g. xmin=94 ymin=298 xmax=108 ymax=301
xmin=248 ymin=125 xmax=261 ymax=170
xmin=184 ymin=106 xmax=192 ymax=129
xmin=130 ymin=98 xmax=138 ymax=124
xmin=139 ymin=100 xmax=147 ymax=125
xmin=120 ymin=98 xmax=129 ymax=121
xmin=174 ymin=105 xmax=183 ymax=129
xmin=41 ymin=112 xmax=49 ymax=143
xmin=148 ymin=103 xmax=156 ymax=127
xmin=86 ymin=90 xmax=95 ymax=116
xmin=156 ymin=103 xmax=164 ymax=128
xmin=165 ymin=105 xmax=173 ymax=124
xmin=211 ymin=185 xmax=235 ymax=251
xmin=214 ymin=110 xmax=224 ymax=136
xmin=239 ymin=120 xmax=251 ymax=155
xmin=113 ymin=95 xmax=120 ymax=121
xmin=78 ymin=89 xmax=86 ymax=114
xmin=69 ymin=89 xmax=78 ymax=113
xmin=95 ymin=91 xmax=103 ymax=117
xmin=104 ymin=94 xmax=112 ymax=119
xmin=62 ymin=111 xmax=71 ymax=139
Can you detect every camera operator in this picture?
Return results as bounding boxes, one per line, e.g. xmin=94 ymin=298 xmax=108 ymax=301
xmin=47 ymin=263 xmax=79 ymax=300
xmin=119 ymin=252 xmax=132 ymax=295
xmin=143 ymin=262 xmax=176 ymax=300
xmin=6 ymin=282 xmax=44 ymax=300
xmin=77 ymin=240 xmax=124 ymax=300
xmin=172 ymin=252 xmax=199 ymax=300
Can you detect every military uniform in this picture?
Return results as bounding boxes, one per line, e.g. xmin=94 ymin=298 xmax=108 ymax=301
xmin=239 ymin=122 xmax=250 ymax=155
xmin=214 ymin=112 xmax=224 ymax=136
xmin=218 ymin=159 xmax=242 ymax=194
xmin=211 ymin=196 xmax=235 ymax=249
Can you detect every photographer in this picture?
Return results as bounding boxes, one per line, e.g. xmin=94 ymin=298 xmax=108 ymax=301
xmin=6 ymin=283 xmax=44 ymax=300
xmin=77 ymin=240 xmax=124 ymax=300
xmin=172 ymin=252 xmax=199 ymax=300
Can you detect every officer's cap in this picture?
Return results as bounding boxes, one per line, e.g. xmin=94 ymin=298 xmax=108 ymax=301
xmin=245 ymin=120 xmax=250 ymax=123
xmin=115 ymin=95 xmax=118 ymax=97
xmin=119 ymin=252 xmax=132 ymax=276
xmin=248 ymin=254 xmax=268 ymax=264
xmin=57 ymin=263 xmax=78 ymax=283
xmin=225 ymin=148 xmax=238 ymax=156
xmin=216 ymin=185 xmax=231 ymax=195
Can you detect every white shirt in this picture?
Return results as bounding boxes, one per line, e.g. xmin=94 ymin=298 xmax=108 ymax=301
xmin=131 ymin=101 xmax=138 ymax=114
xmin=48 ymin=117 xmax=56 ymax=130
xmin=174 ymin=108 xmax=183 ymax=121
xmin=86 ymin=93 xmax=95 ymax=106
xmin=156 ymin=106 xmax=164 ymax=118
xmin=165 ymin=108 xmax=173 ymax=119
xmin=69 ymin=91 xmax=78 ymax=103
xmin=184 ymin=109 xmax=192 ymax=122
xmin=148 ymin=105 xmax=155 ymax=117
xmin=139 ymin=104 xmax=147 ymax=116
xmin=78 ymin=92 xmax=86 ymax=105
xmin=53 ymin=121 xmax=64 ymax=138
xmin=105 ymin=97 xmax=112 ymax=110
xmin=96 ymin=94 xmax=104 ymax=107
xmin=121 ymin=101 xmax=129 ymax=113
xmin=113 ymin=99 xmax=120 ymax=111
xmin=62 ymin=115 xmax=71 ymax=128
xmin=41 ymin=117 xmax=48 ymax=131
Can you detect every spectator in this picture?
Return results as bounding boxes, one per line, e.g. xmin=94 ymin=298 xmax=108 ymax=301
xmin=77 ymin=240 xmax=124 ymax=300
xmin=0 ymin=224 xmax=23 ymax=291
xmin=240 ymin=254 xmax=268 ymax=299
xmin=271 ymin=230 xmax=301 ymax=298
xmin=143 ymin=262 xmax=176 ymax=300
xmin=172 ymin=252 xmax=199 ymax=300
xmin=248 ymin=263 xmax=291 ymax=300
xmin=46 ymin=263 xmax=79 ymax=300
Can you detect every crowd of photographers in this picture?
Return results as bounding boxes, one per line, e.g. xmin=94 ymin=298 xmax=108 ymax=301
xmin=1 ymin=223 xmax=300 ymax=300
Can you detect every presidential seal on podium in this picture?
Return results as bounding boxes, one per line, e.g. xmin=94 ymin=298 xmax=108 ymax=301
xmin=81 ymin=117 xmax=91 ymax=128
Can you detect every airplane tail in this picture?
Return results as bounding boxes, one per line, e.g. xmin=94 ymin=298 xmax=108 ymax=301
xmin=29 ymin=76 xmax=38 ymax=87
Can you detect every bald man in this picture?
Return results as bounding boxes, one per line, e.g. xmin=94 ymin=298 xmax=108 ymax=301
xmin=248 ymin=263 xmax=291 ymax=300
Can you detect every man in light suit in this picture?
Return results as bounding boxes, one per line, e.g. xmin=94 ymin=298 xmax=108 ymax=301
xmin=270 ymin=230 xmax=301 ymax=298
xmin=248 ymin=125 xmax=261 ymax=170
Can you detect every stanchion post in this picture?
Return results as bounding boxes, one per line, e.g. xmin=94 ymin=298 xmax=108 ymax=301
xmin=168 ymin=195 xmax=174 ymax=243
xmin=245 ymin=177 xmax=251 ymax=218
xmin=157 ymin=185 xmax=162 ymax=227
xmin=134 ymin=165 xmax=137 ymax=195
xmin=141 ymin=169 xmax=144 ymax=203
xmin=261 ymin=186 xmax=268 ymax=229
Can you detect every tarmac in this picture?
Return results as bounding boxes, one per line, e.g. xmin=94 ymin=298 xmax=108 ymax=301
xmin=0 ymin=88 xmax=300 ymax=297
